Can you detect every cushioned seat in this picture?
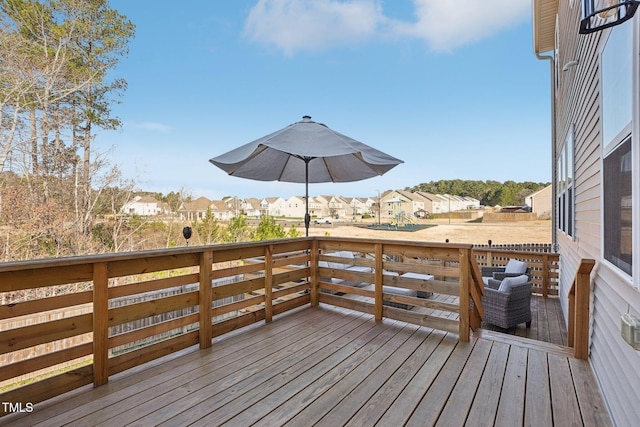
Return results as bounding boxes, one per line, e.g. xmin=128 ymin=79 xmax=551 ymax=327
xmin=318 ymin=251 xmax=372 ymax=283
xmin=363 ymin=283 xmax=417 ymax=309
xmin=481 ymin=258 xmax=531 ymax=285
xmin=482 ymin=274 xmax=532 ymax=329
xmin=401 ymin=272 xmax=434 ymax=298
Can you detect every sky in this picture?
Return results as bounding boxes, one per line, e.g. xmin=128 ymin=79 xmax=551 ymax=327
xmin=96 ymin=0 xmax=551 ymax=201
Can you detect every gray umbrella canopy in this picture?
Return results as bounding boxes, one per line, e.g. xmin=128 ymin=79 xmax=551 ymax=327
xmin=210 ymin=116 xmax=403 ymax=235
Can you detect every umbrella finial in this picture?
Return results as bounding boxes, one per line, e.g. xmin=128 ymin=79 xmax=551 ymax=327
xmin=302 ymin=115 xmax=312 ymax=122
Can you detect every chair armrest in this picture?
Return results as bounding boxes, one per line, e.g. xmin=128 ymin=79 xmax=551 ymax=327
xmin=507 ymin=282 xmax=533 ymax=298
xmin=486 ymin=278 xmax=502 ymax=289
xmin=481 ymin=266 xmax=505 ymax=277
xmin=493 ymin=272 xmax=526 ymax=281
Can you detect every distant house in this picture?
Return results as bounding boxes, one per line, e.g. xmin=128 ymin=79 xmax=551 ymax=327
xmin=415 ymin=192 xmax=449 ymax=214
xmin=311 ymin=195 xmax=348 ymax=219
xmin=307 ymin=196 xmax=323 ymax=218
xmin=343 ymin=197 xmax=371 ymax=217
xmin=380 ymin=191 xmax=417 ymax=220
xmin=283 ymin=196 xmax=307 ymax=218
xmin=210 ymin=200 xmax=234 ymax=220
xmin=443 ymin=194 xmax=481 ymax=211
xmin=179 ymin=197 xmax=234 ymax=221
xmin=120 ymin=196 xmax=167 ymax=216
xmin=241 ymin=198 xmax=262 ymax=217
xmin=524 ymin=185 xmax=552 ymax=219
xmin=260 ymin=197 xmax=286 ymax=217
xmin=179 ymin=197 xmax=212 ymax=221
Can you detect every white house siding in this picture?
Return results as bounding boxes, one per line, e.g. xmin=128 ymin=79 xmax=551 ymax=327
xmin=550 ymin=2 xmax=640 ymax=425
xmin=525 ymin=185 xmax=552 ymax=217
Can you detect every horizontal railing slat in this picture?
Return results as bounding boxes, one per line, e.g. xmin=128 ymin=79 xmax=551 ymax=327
xmin=108 ymin=313 xmax=199 ymax=349
xmin=0 ymin=291 xmax=92 ymax=318
xmin=108 ymin=331 xmax=199 ymax=377
xmin=0 ymin=343 xmax=92 ymax=383
xmin=108 ymin=274 xmax=199 ymax=299
xmin=108 ymin=292 xmax=199 ymax=327
xmin=0 ymin=314 xmax=93 ymax=356
xmin=0 ymin=264 xmax=93 ymax=291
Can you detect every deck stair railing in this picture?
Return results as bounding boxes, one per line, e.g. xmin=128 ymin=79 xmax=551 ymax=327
xmin=0 ymin=236 xmax=536 ymax=417
xmin=568 ymin=259 xmax=596 ymax=360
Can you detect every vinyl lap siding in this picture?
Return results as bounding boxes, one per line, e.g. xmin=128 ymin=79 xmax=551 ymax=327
xmin=555 ymin=2 xmax=640 ymax=426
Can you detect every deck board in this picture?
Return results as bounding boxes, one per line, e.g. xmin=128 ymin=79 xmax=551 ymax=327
xmin=4 ymin=305 xmax=610 ymax=427
xmin=464 ymin=341 xmax=509 ymax=426
xmin=494 ymin=345 xmax=528 ymax=427
xmin=524 ymin=349 xmax=553 ymax=426
xmin=481 ymin=295 xmax=567 ymax=346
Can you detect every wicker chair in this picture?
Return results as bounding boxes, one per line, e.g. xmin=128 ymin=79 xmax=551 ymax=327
xmin=482 ymin=276 xmax=532 ymax=329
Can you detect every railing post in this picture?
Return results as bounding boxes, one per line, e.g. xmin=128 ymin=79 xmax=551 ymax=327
xmin=265 ymin=244 xmax=273 ymax=323
xmin=374 ymin=243 xmax=383 ymax=321
xmin=568 ymin=289 xmax=576 ymax=347
xmin=458 ymin=249 xmax=470 ymax=342
xmin=542 ymin=253 xmax=549 ymax=298
xmin=199 ymin=251 xmax=213 ymax=349
xmin=93 ymin=262 xmax=109 ymax=387
xmin=468 ymin=252 xmax=483 ymax=330
xmin=310 ymin=239 xmax=319 ymax=307
xmin=573 ymin=259 xmax=595 ymax=360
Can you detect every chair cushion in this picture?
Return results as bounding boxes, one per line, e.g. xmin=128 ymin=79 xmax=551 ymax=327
xmin=504 ymin=259 xmax=527 ymax=275
xmin=498 ymin=274 xmax=529 ymax=292
xmin=324 ymin=251 xmax=354 ymax=269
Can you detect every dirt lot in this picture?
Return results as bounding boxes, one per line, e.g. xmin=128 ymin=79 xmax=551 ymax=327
xmin=305 ymin=218 xmax=552 ymax=245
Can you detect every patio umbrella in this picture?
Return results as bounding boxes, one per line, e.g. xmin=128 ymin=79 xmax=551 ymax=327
xmin=210 ymin=116 xmax=403 ymax=236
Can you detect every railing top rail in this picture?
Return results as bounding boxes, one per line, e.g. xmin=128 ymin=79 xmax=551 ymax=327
xmin=0 ymin=238 xmax=315 ymax=272
xmin=473 ymin=247 xmax=560 ymax=257
xmin=569 ymin=258 xmax=596 ymax=295
xmin=314 ymin=236 xmax=474 ymax=250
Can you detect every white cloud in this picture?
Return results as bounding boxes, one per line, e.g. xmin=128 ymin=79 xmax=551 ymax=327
xmin=243 ymin=0 xmax=386 ymax=55
xmin=392 ymin=0 xmax=531 ymax=52
xmin=243 ymin=0 xmax=530 ymax=54
xmin=133 ymin=122 xmax=174 ymax=132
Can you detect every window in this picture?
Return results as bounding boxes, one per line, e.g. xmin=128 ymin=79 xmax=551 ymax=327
xmin=601 ymin=21 xmax=634 ymax=279
xmin=558 ymin=126 xmax=575 ymax=238
xmin=604 ymin=138 xmax=632 ymax=275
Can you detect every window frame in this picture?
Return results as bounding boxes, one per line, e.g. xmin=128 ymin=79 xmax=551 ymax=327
xmin=557 ymin=125 xmax=575 ymax=239
xmin=599 ymin=18 xmax=639 ymax=287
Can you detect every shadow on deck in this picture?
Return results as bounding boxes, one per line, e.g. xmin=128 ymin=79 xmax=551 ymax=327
xmin=4 ymin=304 xmax=609 ymax=426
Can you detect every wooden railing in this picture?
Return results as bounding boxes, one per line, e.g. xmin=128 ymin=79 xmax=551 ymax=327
xmin=0 ymin=237 xmax=488 ymax=415
xmin=568 ymin=259 xmax=595 ymax=360
xmin=313 ymin=237 xmax=484 ymax=340
xmin=473 ymin=248 xmax=560 ymax=296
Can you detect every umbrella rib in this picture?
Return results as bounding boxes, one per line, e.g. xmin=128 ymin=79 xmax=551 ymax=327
xmin=277 ymin=154 xmax=314 ymax=182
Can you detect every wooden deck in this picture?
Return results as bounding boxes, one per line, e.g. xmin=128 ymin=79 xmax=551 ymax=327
xmin=4 ymin=305 xmax=610 ymax=426
xmin=482 ymin=295 xmax=568 ymax=346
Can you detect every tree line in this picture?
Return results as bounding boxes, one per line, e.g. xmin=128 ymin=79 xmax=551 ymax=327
xmin=406 ymin=179 xmax=549 ymax=207
xmin=1 ymin=0 xmax=135 ymax=259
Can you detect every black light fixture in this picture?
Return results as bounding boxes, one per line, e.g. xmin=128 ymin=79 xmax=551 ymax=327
xmin=182 ymin=226 xmax=192 ymax=246
xmin=580 ymin=0 xmax=639 ymax=34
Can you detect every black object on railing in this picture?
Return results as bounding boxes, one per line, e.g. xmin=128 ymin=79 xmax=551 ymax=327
xmin=183 ymin=226 xmax=192 ymax=246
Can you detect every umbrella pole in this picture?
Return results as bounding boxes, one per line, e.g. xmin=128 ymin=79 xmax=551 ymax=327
xmin=304 ymin=159 xmax=310 ymax=236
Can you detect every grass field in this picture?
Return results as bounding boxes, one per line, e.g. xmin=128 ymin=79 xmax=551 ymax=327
xmin=305 ymin=218 xmax=552 ymax=246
